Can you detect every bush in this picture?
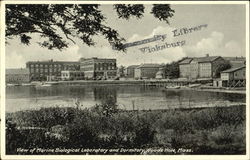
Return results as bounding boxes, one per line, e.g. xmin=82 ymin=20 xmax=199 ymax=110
xmin=6 ymin=105 xmax=246 ymax=155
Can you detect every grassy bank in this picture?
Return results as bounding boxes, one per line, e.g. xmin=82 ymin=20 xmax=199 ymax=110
xmin=6 ymin=103 xmax=246 ymax=155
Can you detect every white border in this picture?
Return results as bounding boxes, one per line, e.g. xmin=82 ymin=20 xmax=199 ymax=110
xmin=0 ymin=1 xmax=249 ymax=160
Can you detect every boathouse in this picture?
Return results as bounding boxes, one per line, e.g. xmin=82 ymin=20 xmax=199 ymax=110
xmin=220 ymin=66 xmax=246 ymax=88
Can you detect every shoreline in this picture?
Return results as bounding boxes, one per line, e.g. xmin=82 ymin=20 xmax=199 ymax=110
xmin=6 ymin=101 xmax=246 ymax=114
xmin=164 ymin=86 xmax=246 ymax=94
xmin=6 ymin=79 xmax=246 ymax=94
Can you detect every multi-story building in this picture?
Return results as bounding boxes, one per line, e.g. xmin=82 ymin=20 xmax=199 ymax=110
xmin=6 ymin=68 xmax=30 ymax=84
xmin=80 ymin=57 xmax=117 ymax=80
xmin=179 ymin=55 xmax=225 ymax=79
xmin=134 ymin=63 xmax=161 ymax=79
xmin=125 ymin=65 xmax=139 ymax=78
xmin=179 ymin=58 xmax=193 ymax=78
xmin=61 ymin=71 xmax=85 ymax=81
xmin=26 ymin=59 xmax=80 ymax=81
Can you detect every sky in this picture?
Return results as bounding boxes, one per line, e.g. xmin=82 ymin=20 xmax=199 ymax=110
xmin=5 ymin=4 xmax=246 ymax=68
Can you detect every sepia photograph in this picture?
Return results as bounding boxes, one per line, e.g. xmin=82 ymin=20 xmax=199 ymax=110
xmin=1 ymin=1 xmax=249 ymax=159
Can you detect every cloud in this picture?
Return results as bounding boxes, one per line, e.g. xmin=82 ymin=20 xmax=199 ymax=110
xmin=224 ymin=40 xmax=242 ymax=57
xmin=6 ymin=40 xmax=81 ymax=68
xmin=5 ymin=51 xmax=25 ymax=68
xmin=6 ymin=26 xmax=188 ymax=67
xmin=119 ymin=25 xmax=186 ymax=65
xmin=185 ymin=31 xmax=224 ymax=57
xmin=6 ymin=28 xmax=244 ymax=69
xmin=127 ymin=25 xmax=176 ymax=43
xmin=196 ymin=31 xmax=224 ymax=51
xmin=184 ymin=31 xmax=244 ymax=57
xmin=75 ymin=25 xmax=185 ymax=66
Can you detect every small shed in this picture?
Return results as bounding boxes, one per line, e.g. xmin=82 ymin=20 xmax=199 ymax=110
xmin=221 ymin=66 xmax=245 ymax=81
xmin=219 ymin=66 xmax=246 ymax=88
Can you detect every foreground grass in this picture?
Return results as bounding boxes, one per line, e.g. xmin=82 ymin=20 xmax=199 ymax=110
xmin=6 ymin=104 xmax=245 ymax=155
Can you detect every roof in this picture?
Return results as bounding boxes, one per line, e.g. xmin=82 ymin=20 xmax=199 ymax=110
xmin=221 ymin=66 xmax=245 ymax=73
xmin=26 ymin=60 xmax=79 ymax=64
xmin=223 ymin=57 xmax=246 ymax=61
xmin=194 ymin=56 xmax=221 ymax=63
xmin=179 ymin=58 xmax=193 ymax=64
xmin=136 ymin=63 xmax=161 ymax=68
xmin=80 ymin=57 xmax=116 ymax=62
xmin=6 ymin=68 xmax=29 ymax=75
xmin=179 ymin=56 xmax=221 ymax=64
xmin=127 ymin=65 xmax=139 ymax=69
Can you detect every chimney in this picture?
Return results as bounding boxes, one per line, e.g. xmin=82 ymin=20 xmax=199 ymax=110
xmin=206 ymin=54 xmax=209 ymax=57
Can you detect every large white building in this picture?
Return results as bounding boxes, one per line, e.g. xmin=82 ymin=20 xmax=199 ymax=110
xmin=179 ymin=55 xmax=226 ymax=79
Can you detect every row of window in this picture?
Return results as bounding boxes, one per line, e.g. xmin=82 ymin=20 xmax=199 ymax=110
xmin=7 ymin=78 xmax=28 ymax=81
xmin=95 ymin=65 xmax=116 ymax=70
xmin=81 ymin=63 xmax=116 ymax=69
xmin=29 ymin=64 xmax=79 ymax=69
xmin=62 ymin=73 xmax=84 ymax=76
xmin=30 ymin=73 xmax=61 ymax=77
xmin=61 ymin=73 xmax=69 ymax=77
xmin=30 ymin=67 xmax=76 ymax=73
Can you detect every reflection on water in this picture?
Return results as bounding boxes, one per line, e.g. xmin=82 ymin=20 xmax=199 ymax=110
xmin=6 ymin=85 xmax=246 ymax=112
xmin=93 ymin=87 xmax=117 ymax=104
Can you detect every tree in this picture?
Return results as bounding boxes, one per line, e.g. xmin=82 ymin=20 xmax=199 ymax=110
xmin=117 ymin=65 xmax=126 ymax=77
xmin=165 ymin=57 xmax=189 ymax=79
xmin=6 ymin=4 xmax=174 ymax=51
xmin=214 ymin=60 xmax=231 ymax=78
xmin=165 ymin=61 xmax=180 ymax=79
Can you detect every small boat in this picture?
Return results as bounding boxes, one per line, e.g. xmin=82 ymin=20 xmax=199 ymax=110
xmin=6 ymin=83 xmax=18 ymax=87
xmin=35 ymin=83 xmax=52 ymax=88
xmin=22 ymin=83 xmax=33 ymax=86
xmin=188 ymin=84 xmax=201 ymax=88
xmin=165 ymin=86 xmax=180 ymax=89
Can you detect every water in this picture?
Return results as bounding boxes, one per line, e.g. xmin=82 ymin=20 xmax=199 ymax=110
xmin=6 ymin=84 xmax=246 ymax=113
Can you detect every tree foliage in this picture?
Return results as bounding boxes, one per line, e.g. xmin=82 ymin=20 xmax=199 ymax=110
xmin=151 ymin=4 xmax=175 ymax=24
xmin=165 ymin=60 xmax=180 ymax=79
xmin=6 ymin=4 xmax=175 ymax=51
xmin=214 ymin=60 xmax=232 ymax=78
